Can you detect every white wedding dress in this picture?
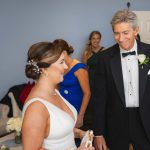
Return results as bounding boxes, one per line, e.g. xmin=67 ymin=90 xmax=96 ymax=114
xmin=22 ymin=90 xmax=77 ymax=150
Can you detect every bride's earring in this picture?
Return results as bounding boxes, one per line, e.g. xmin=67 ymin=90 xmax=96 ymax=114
xmin=46 ymin=73 xmax=49 ymax=77
xmin=43 ymin=72 xmax=48 ymax=77
xmin=41 ymin=69 xmax=49 ymax=78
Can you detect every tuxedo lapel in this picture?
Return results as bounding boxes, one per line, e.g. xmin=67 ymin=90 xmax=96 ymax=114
xmin=137 ymin=42 xmax=149 ymax=104
xmin=110 ymin=47 xmax=126 ymax=106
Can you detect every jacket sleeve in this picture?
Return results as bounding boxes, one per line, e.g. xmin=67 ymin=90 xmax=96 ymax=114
xmin=92 ymin=53 xmax=107 ymax=136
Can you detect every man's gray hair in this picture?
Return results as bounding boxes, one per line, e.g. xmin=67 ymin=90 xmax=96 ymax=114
xmin=111 ymin=9 xmax=138 ymax=29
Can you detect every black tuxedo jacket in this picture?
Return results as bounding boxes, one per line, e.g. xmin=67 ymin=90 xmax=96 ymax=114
xmin=93 ymin=41 xmax=150 ymax=144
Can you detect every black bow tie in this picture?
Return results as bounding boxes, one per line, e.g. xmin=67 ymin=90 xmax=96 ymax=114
xmin=122 ymin=51 xmax=136 ymax=57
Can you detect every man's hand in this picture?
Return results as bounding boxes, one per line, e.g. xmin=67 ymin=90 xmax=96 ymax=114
xmin=94 ymin=136 xmax=107 ymax=150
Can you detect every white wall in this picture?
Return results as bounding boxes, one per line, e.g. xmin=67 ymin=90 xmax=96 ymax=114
xmin=0 ymin=0 xmax=150 ymax=99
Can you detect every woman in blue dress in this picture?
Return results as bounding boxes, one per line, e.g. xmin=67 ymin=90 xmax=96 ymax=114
xmin=53 ymin=39 xmax=91 ymax=129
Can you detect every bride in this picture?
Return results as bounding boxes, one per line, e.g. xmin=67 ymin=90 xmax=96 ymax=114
xmin=22 ymin=40 xmax=94 ymax=150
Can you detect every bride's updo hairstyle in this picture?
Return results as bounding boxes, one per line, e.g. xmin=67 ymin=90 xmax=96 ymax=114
xmin=53 ymin=39 xmax=74 ymax=55
xmin=25 ymin=41 xmax=65 ymax=80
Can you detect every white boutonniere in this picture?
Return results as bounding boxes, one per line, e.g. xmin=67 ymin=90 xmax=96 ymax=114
xmin=137 ymin=54 xmax=150 ymax=69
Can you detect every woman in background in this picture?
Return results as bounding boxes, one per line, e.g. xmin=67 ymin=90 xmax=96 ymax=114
xmin=82 ymin=31 xmax=105 ymax=130
xmin=22 ymin=41 xmax=94 ymax=150
xmin=56 ymin=39 xmax=91 ymax=129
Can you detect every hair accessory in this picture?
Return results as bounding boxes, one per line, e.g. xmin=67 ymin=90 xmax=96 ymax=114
xmin=27 ymin=59 xmax=41 ymax=74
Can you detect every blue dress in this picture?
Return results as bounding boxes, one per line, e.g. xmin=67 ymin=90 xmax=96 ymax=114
xmin=59 ymin=63 xmax=87 ymax=113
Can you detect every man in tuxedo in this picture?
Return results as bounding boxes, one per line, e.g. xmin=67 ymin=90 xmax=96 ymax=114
xmin=93 ymin=9 xmax=150 ymax=150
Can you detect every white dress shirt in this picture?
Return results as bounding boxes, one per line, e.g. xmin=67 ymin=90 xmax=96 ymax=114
xmin=120 ymin=40 xmax=139 ymax=107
